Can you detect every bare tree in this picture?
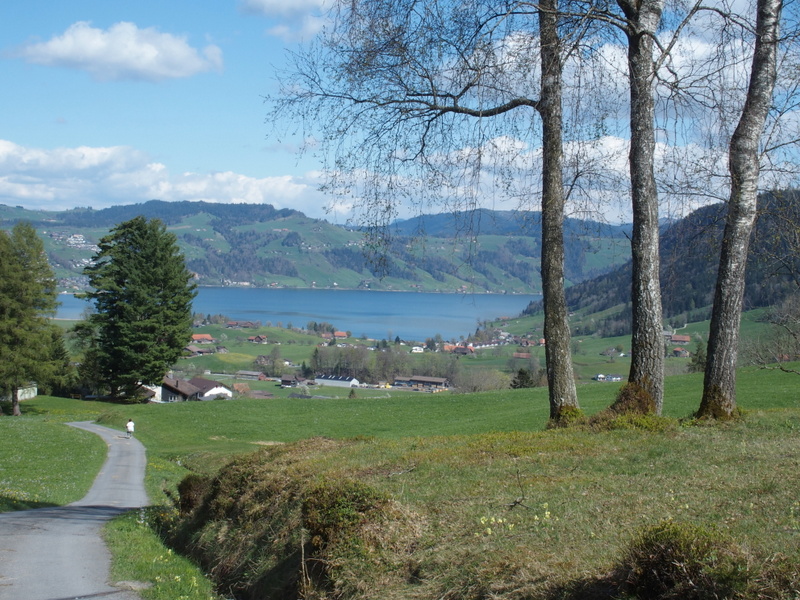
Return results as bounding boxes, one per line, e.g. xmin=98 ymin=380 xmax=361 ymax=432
xmin=272 ymin=0 xmax=584 ymax=421
xmin=699 ymin=0 xmax=782 ymax=419
xmin=617 ymin=0 xmax=667 ymax=413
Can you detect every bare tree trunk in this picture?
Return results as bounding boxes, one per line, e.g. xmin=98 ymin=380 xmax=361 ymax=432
xmin=538 ymin=0 xmax=578 ymax=421
xmin=12 ymin=386 xmax=21 ymax=417
xmin=700 ymin=0 xmax=781 ymax=419
xmin=539 ymin=0 xmax=579 ymax=421
xmin=620 ymin=0 xmax=666 ymax=413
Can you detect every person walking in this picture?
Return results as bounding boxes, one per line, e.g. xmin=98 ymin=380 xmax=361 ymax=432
xmin=125 ymin=419 xmax=135 ymax=438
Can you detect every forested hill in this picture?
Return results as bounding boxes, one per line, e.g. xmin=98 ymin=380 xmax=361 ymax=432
xmin=527 ymin=191 xmax=800 ymax=336
xmin=0 ymin=200 xmax=631 ymax=293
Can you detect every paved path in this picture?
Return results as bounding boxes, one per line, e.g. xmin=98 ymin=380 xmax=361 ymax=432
xmin=0 ymin=422 xmax=149 ymax=600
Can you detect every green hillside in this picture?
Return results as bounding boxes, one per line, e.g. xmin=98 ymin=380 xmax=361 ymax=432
xmin=0 ymin=200 xmax=630 ymax=293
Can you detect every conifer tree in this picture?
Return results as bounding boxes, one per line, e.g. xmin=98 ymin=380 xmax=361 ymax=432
xmin=0 ymin=222 xmax=60 ymax=416
xmin=77 ymin=216 xmax=197 ymax=399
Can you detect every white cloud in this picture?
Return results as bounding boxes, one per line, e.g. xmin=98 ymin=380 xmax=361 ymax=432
xmin=0 ymin=139 xmax=330 ymax=217
xmin=17 ymin=21 xmax=223 ymax=82
xmin=239 ymin=0 xmax=329 ymax=41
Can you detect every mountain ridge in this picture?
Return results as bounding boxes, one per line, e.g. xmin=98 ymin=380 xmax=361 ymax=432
xmin=0 ymin=200 xmax=631 ymax=294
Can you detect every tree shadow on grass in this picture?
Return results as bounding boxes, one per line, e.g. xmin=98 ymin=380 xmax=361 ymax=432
xmin=0 ymin=496 xmax=60 ymax=512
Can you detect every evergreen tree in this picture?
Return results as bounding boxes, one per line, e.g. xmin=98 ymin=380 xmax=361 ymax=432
xmin=510 ymin=368 xmax=536 ymax=389
xmin=77 ymin=217 xmax=197 ymax=398
xmin=688 ymin=341 xmax=707 ymax=375
xmin=0 ymin=223 xmax=61 ymax=416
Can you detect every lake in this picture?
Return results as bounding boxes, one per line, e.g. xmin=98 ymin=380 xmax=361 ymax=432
xmin=57 ymin=288 xmax=539 ymax=341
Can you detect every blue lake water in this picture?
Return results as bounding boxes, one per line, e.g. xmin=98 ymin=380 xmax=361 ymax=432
xmin=57 ymin=288 xmax=539 ymax=341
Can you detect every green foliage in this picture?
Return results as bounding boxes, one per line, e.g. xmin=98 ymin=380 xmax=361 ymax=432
xmin=78 ymin=216 xmax=197 ymax=397
xmin=510 ymin=367 xmax=536 ymax=388
xmin=0 ymin=222 xmax=70 ymax=413
xmin=687 ymin=340 xmax=707 ymax=373
xmin=616 ymin=520 xmax=749 ymax=600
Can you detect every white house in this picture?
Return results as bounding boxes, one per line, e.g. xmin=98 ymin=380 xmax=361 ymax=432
xmin=0 ymin=384 xmax=37 ymax=403
xmin=188 ymin=377 xmax=233 ymax=400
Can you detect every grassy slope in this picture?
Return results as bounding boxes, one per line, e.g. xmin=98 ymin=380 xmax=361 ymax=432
xmin=3 ymin=365 xmax=799 ymax=599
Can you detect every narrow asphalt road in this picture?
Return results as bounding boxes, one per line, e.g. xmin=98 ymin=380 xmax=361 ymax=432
xmin=0 ymin=422 xmax=149 ymax=600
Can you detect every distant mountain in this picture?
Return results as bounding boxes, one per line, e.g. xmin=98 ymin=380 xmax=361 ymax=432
xmin=525 ymin=191 xmax=800 ymax=335
xmin=0 ymin=200 xmax=631 ymax=294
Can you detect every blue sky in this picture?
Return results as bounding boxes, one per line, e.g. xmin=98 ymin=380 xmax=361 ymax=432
xmin=2 ymin=1 xmax=795 ymax=225
xmin=0 ymin=0 xmax=333 ymax=219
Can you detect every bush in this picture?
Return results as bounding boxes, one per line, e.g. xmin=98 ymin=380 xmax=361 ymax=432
xmin=302 ymin=479 xmax=388 ymax=550
xmin=616 ymin=520 xmax=749 ymax=600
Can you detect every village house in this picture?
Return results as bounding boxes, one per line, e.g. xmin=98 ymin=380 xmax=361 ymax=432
xmin=160 ymin=377 xmax=200 ymax=402
xmin=671 ymin=334 xmax=692 ymax=345
xmin=191 ymin=333 xmax=215 ymax=344
xmin=188 ymin=377 xmax=233 ymax=401
xmin=184 ymin=344 xmax=215 ymax=357
xmin=281 ymin=374 xmax=308 ymax=388
xmin=247 ymin=335 xmax=268 ymax=344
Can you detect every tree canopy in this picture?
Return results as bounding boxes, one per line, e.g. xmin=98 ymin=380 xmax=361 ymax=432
xmin=77 ymin=216 xmax=197 ymax=399
xmin=0 ymin=222 xmax=63 ymax=415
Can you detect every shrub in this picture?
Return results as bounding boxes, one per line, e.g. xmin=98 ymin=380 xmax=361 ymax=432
xmin=176 ymin=473 xmax=211 ymax=515
xmin=609 ymin=381 xmax=656 ymax=416
xmin=616 ymin=520 xmax=749 ymax=600
xmin=546 ymin=405 xmax=586 ymax=429
xmin=302 ymin=479 xmax=388 ymax=550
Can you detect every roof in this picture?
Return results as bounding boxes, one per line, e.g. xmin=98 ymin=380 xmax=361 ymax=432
xmin=409 ymin=375 xmax=448 ymax=384
xmin=188 ymin=377 xmax=230 ymax=394
xmin=162 ymin=377 xmax=200 ymax=398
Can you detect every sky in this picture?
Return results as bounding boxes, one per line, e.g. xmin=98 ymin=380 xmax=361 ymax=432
xmin=1 ymin=1 xmax=795 ymax=226
xmin=0 ymin=0 xmax=336 ymax=220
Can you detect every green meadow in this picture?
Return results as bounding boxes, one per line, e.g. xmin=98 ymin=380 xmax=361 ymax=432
xmin=2 ymin=364 xmax=799 ymax=599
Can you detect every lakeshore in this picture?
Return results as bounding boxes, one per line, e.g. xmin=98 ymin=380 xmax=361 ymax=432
xmin=57 ymin=287 xmax=539 ymax=341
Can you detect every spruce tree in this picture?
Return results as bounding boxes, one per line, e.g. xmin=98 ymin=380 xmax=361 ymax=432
xmin=78 ymin=216 xmax=197 ymax=399
xmin=0 ymin=223 xmax=60 ymax=415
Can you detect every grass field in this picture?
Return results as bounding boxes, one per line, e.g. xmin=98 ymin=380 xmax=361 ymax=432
xmin=2 ymin=364 xmax=799 ymax=599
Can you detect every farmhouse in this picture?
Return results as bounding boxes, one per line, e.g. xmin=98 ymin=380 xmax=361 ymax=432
xmin=188 ymin=377 xmax=233 ymax=401
xmin=160 ymin=377 xmax=200 ymax=402
xmin=191 ymin=333 xmax=215 ymax=344
xmin=670 ymin=334 xmax=692 ymax=345
xmin=281 ymin=374 xmax=308 ymax=388
xmin=184 ymin=344 xmax=215 ymax=357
